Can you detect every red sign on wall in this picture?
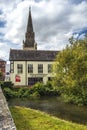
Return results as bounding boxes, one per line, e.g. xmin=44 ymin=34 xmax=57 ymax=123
xmin=15 ymin=75 xmax=21 ymax=82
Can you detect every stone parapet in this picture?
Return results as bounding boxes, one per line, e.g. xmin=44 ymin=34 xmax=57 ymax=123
xmin=0 ymin=87 xmax=17 ymax=130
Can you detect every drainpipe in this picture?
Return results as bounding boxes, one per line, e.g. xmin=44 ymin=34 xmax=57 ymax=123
xmin=25 ymin=61 xmax=27 ymax=86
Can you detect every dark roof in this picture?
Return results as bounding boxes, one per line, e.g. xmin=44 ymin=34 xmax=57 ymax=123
xmin=9 ymin=49 xmax=59 ymax=61
xmin=0 ymin=58 xmax=6 ymax=62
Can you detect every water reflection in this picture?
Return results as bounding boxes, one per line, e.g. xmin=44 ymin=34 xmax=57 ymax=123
xmin=8 ymin=97 xmax=87 ymax=125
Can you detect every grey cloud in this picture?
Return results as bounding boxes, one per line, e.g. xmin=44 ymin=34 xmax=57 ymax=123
xmin=0 ymin=0 xmax=87 ymax=60
xmin=70 ymin=0 xmax=87 ymax=4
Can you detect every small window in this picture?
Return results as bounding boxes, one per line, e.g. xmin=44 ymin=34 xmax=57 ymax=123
xmin=38 ymin=64 xmax=43 ymax=73
xmin=17 ymin=64 xmax=23 ymax=73
xmin=28 ymin=64 xmax=33 ymax=73
xmin=48 ymin=64 xmax=52 ymax=73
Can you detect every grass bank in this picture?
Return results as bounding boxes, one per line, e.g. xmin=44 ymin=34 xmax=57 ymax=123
xmin=10 ymin=106 xmax=87 ymax=130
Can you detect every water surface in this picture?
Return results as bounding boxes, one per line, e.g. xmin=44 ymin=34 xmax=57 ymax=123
xmin=8 ymin=97 xmax=87 ymax=125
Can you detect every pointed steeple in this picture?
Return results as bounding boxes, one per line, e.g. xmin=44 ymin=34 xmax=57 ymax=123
xmin=27 ymin=7 xmax=33 ymax=33
xmin=23 ymin=7 xmax=37 ymax=50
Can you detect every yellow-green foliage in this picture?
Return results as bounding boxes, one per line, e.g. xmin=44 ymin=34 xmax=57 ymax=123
xmin=53 ymin=37 xmax=87 ymax=105
xmin=10 ymin=106 xmax=87 ymax=130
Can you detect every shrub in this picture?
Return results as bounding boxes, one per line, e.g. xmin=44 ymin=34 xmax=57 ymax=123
xmin=32 ymin=82 xmax=59 ymax=96
xmin=45 ymin=81 xmax=53 ymax=89
xmin=2 ymin=81 xmax=60 ymax=100
xmin=31 ymin=82 xmax=46 ymax=96
xmin=30 ymin=91 xmax=40 ymax=99
xmin=3 ymin=87 xmax=18 ymax=99
xmin=62 ymin=87 xmax=87 ymax=105
xmin=17 ymin=87 xmax=28 ymax=98
xmin=22 ymin=89 xmax=32 ymax=98
xmin=0 ymin=81 xmax=3 ymax=86
xmin=1 ymin=81 xmax=14 ymax=89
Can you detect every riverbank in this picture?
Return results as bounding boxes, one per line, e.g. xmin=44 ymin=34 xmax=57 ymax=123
xmin=10 ymin=106 xmax=87 ymax=130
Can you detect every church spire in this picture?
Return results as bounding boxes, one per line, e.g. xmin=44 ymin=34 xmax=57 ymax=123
xmin=27 ymin=7 xmax=33 ymax=33
xmin=23 ymin=7 xmax=37 ymax=50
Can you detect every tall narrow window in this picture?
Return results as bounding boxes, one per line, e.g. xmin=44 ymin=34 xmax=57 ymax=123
xmin=38 ymin=64 xmax=43 ymax=73
xmin=28 ymin=64 xmax=33 ymax=73
xmin=17 ymin=64 xmax=23 ymax=73
xmin=48 ymin=64 xmax=52 ymax=73
xmin=10 ymin=61 xmax=14 ymax=73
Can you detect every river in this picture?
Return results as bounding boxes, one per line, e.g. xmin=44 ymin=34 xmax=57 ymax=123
xmin=8 ymin=96 xmax=87 ymax=125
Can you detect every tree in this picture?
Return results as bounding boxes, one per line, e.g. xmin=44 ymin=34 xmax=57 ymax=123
xmin=0 ymin=71 xmax=3 ymax=81
xmin=53 ymin=37 xmax=87 ymax=105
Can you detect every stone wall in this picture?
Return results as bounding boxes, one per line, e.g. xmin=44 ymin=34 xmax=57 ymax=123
xmin=0 ymin=87 xmax=17 ymax=130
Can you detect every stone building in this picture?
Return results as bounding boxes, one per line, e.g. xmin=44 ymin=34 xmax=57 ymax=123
xmin=9 ymin=7 xmax=59 ymax=86
xmin=0 ymin=58 xmax=6 ymax=81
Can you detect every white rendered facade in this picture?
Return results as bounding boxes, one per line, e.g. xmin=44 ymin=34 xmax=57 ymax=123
xmin=10 ymin=61 xmax=54 ymax=86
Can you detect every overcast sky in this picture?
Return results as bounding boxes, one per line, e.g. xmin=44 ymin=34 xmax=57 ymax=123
xmin=0 ymin=0 xmax=87 ymax=62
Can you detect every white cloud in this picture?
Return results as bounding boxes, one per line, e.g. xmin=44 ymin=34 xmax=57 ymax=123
xmin=0 ymin=0 xmax=87 ymax=61
xmin=0 ymin=42 xmax=9 ymax=60
xmin=69 ymin=1 xmax=87 ymax=29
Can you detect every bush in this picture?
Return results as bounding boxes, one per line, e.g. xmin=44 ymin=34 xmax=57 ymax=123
xmin=45 ymin=81 xmax=53 ymax=89
xmin=62 ymin=87 xmax=87 ymax=106
xmin=1 ymin=81 xmax=14 ymax=89
xmin=30 ymin=91 xmax=40 ymax=99
xmin=31 ymin=82 xmax=46 ymax=96
xmin=17 ymin=87 xmax=28 ymax=98
xmin=0 ymin=81 xmax=3 ymax=86
xmin=3 ymin=87 xmax=18 ymax=99
xmin=22 ymin=90 xmax=30 ymax=98
xmin=2 ymin=81 xmax=60 ymax=100
xmin=32 ymin=82 xmax=59 ymax=96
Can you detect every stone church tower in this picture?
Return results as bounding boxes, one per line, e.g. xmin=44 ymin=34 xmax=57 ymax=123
xmin=23 ymin=7 xmax=37 ymax=50
xmin=9 ymin=7 xmax=59 ymax=86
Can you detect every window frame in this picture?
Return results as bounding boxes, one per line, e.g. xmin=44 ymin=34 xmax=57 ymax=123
xmin=17 ymin=64 xmax=23 ymax=74
xmin=38 ymin=64 xmax=43 ymax=73
xmin=28 ymin=64 xmax=33 ymax=73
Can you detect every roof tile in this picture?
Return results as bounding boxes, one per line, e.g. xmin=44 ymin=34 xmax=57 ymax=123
xmin=9 ymin=49 xmax=59 ymax=61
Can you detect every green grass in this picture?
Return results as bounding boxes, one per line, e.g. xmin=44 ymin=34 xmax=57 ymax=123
xmin=10 ymin=106 xmax=87 ymax=130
